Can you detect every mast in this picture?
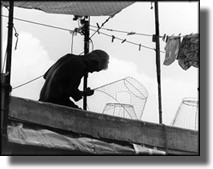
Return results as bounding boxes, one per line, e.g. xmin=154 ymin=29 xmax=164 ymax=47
xmin=154 ymin=1 xmax=163 ymax=124
xmin=82 ymin=16 xmax=90 ymax=110
xmin=1 ymin=1 xmax=14 ymax=150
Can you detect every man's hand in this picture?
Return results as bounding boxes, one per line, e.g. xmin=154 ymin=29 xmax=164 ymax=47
xmin=83 ymin=87 xmax=94 ymax=96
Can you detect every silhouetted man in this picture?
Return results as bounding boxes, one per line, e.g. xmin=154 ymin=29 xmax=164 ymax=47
xmin=39 ymin=50 xmax=109 ymax=109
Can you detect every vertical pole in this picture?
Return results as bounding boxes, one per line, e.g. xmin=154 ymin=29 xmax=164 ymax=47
xmin=0 ymin=7 xmax=2 ymax=73
xmin=5 ymin=2 xmax=14 ymax=77
xmin=154 ymin=1 xmax=163 ymax=124
xmin=1 ymin=1 xmax=14 ymax=154
xmin=83 ymin=16 xmax=90 ymax=110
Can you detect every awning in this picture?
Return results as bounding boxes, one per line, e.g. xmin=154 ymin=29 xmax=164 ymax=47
xmin=8 ymin=124 xmax=166 ymax=155
xmin=1 ymin=1 xmax=135 ymax=16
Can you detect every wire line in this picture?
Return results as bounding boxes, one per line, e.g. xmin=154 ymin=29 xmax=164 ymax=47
xmin=2 ymin=14 xmax=73 ymax=32
xmin=90 ymin=25 xmax=153 ymax=37
xmin=2 ymin=14 xmax=165 ymax=53
xmin=90 ymin=28 xmax=165 ymax=53
xmin=12 ymin=75 xmax=43 ymax=90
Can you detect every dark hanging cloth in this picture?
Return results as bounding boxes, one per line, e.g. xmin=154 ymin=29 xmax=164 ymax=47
xmin=177 ymin=33 xmax=199 ymax=70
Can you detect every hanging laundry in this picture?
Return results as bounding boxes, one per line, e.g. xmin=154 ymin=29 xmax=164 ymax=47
xmin=163 ymin=36 xmax=181 ymax=66
xmin=177 ymin=33 xmax=199 ymax=70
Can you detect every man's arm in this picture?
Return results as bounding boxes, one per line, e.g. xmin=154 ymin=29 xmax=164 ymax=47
xmin=67 ymin=78 xmax=94 ymax=102
xmin=66 ymin=74 xmax=83 ymax=102
xmin=65 ymin=59 xmax=94 ymax=101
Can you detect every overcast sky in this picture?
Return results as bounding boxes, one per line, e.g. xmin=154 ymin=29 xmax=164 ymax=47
xmin=1 ymin=1 xmax=199 ymax=125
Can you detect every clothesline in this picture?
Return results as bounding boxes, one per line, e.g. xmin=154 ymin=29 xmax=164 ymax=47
xmin=1 ymin=14 xmax=177 ymax=38
xmin=1 ymin=14 xmax=165 ymax=53
xmin=90 ymin=25 xmax=190 ymax=39
xmin=2 ymin=14 xmax=196 ymax=51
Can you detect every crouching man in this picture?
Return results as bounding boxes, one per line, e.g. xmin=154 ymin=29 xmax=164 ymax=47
xmin=39 ymin=50 xmax=109 ymax=109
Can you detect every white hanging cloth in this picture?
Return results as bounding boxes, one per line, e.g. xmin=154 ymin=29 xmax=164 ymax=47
xmin=163 ymin=36 xmax=181 ymax=66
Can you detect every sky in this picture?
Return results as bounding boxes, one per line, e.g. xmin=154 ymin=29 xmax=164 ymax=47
xmin=1 ymin=1 xmax=199 ymax=125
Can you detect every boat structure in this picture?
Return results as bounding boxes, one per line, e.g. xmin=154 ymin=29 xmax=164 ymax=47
xmin=1 ymin=1 xmax=199 ymax=155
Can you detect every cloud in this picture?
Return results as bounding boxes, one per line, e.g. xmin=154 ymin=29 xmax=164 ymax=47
xmin=2 ymin=32 xmax=54 ymax=100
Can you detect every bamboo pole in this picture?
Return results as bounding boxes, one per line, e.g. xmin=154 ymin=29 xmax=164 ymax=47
xmin=1 ymin=1 xmax=14 ymax=152
xmin=83 ymin=16 xmax=90 ymax=110
xmin=154 ymin=1 xmax=163 ymax=124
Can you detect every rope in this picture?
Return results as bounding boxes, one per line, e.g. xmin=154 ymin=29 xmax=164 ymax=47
xmin=12 ymin=75 xmax=43 ymax=90
xmin=90 ymin=25 xmax=153 ymax=37
xmin=13 ymin=25 xmax=19 ymax=50
xmin=1 ymin=14 xmax=74 ymax=32
xmin=89 ymin=16 xmax=111 ymax=39
xmin=2 ymin=14 xmax=166 ymax=53
xmin=70 ymin=31 xmax=75 ymax=53
xmin=90 ymin=28 xmax=166 ymax=53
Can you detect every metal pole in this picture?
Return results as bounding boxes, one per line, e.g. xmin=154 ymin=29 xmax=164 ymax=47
xmin=154 ymin=1 xmax=163 ymax=124
xmin=0 ymin=6 xmax=2 ymax=74
xmin=1 ymin=1 xmax=14 ymax=153
xmin=83 ymin=16 xmax=90 ymax=110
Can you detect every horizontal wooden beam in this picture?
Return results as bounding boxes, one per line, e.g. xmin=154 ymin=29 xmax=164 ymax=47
xmin=8 ymin=96 xmax=198 ymax=154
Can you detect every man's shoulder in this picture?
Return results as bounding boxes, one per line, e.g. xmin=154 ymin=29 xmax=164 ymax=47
xmin=60 ymin=53 xmax=77 ymax=61
xmin=63 ymin=54 xmax=86 ymax=70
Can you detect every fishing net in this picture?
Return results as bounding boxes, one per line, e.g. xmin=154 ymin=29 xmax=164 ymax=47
xmin=170 ymin=98 xmax=198 ymax=130
xmin=87 ymin=77 xmax=148 ymax=120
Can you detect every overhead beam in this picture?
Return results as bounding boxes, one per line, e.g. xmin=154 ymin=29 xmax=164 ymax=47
xmin=8 ymin=96 xmax=198 ymax=154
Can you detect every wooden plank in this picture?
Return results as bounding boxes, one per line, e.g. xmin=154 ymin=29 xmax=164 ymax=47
xmin=8 ymin=96 xmax=198 ymax=154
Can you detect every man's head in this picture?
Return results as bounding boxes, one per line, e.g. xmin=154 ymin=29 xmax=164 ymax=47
xmin=88 ymin=50 xmax=109 ymax=72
